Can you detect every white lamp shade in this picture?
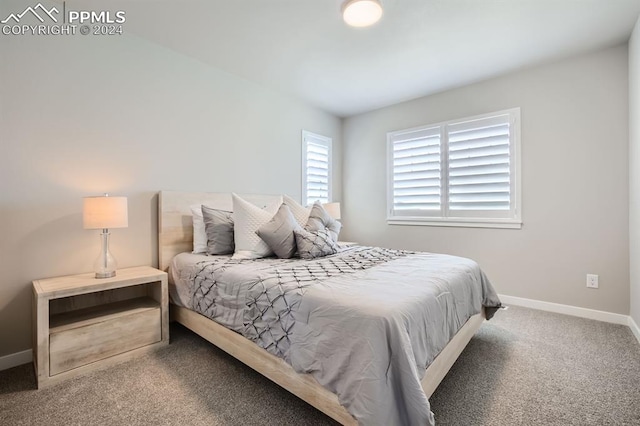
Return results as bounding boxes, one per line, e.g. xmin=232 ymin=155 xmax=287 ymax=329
xmin=322 ymin=202 xmax=341 ymax=220
xmin=342 ymin=0 xmax=383 ymax=27
xmin=83 ymin=196 xmax=128 ymax=229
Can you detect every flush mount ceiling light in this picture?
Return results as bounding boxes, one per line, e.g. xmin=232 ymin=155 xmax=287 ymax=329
xmin=342 ymin=0 xmax=383 ymax=27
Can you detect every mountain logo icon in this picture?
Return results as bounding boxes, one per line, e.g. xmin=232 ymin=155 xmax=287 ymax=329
xmin=1 ymin=3 xmax=59 ymax=24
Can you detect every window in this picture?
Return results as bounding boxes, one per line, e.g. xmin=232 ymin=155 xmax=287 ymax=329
xmin=387 ymin=108 xmax=521 ymax=228
xmin=302 ymin=130 xmax=332 ymax=205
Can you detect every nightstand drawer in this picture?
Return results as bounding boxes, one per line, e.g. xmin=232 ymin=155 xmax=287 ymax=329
xmin=49 ymin=303 xmax=161 ymax=375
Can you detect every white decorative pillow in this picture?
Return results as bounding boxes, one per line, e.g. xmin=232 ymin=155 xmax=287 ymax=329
xmin=283 ymin=194 xmax=311 ymax=228
xmin=190 ymin=204 xmax=208 ymax=254
xmin=232 ymin=194 xmax=282 ymax=260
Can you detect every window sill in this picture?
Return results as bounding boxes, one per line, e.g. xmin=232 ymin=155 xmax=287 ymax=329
xmin=387 ymin=217 xmax=522 ymax=229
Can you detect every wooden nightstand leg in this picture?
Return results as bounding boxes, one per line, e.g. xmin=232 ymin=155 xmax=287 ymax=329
xmin=161 ymin=278 xmax=169 ymax=342
xmin=148 ymin=278 xmax=169 ymax=343
xmin=34 ymin=293 xmax=50 ymax=389
xmin=32 ymin=287 xmax=37 ymax=380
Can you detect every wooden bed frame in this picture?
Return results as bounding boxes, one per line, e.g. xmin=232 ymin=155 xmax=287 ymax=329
xmin=158 ymin=190 xmax=485 ymax=425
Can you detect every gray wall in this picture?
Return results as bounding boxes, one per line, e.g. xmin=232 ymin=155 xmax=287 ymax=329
xmin=342 ymin=45 xmax=630 ymax=315
xmin=630 ymin=17 xmax=640 ymax=326
xmin=0 ymin=32 xmax=341 ymax=356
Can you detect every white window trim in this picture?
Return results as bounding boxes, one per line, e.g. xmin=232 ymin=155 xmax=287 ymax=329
xmin=387 ymin=108 xmax=522 ymax=229
xmin=302 ymin=130 xmax=333 ymax=205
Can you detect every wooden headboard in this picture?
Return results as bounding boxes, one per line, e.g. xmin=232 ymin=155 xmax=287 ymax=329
xmin=158 ymin=191 xmax=282 ymax=271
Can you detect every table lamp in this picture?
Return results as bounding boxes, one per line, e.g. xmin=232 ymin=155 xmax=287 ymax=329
xmin=322 ymin=202 xmax=341 ymax=221
xmin=83 ymin=194 xmax=128 ymax=278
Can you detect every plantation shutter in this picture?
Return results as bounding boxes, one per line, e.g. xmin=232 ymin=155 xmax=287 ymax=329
xmin=390 ymin=126 xmax=442 ymax=216
xmin=446 ymin=114 xmax=513 ymax=215
xmin=387 ymin=108 xmax=520 ymax=226
xmin=303 ymin=132 xmax=331 ymax=205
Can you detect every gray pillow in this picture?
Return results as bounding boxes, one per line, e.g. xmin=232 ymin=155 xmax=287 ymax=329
xmin=305 ymin=202 xmax=342 ymax=242
xmin=201 ymin=205 xmax=234 ymax=255
xmin=294 ymin=228 xmax=339 ymax=260
xmin=256 ymin=204 xmax=301 ymax=259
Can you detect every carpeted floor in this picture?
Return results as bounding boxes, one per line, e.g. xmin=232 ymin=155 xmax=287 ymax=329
xmin=1 ymin=306 xmax=639 ymax=425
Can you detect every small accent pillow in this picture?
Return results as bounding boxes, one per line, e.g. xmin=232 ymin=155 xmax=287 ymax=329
xmin=201 ymin=206 xmax=234 ymax=255
xmin=190 ymin=204 xmax=208 ymax=254
xmin=294 ymin=228 xmax=339 ymax=259
xmin=256 ymin=204 xmax=301 ymax=259
xmin=283 ymin=194 xmax=312 ymax=228
xmin=232 ymin=193 xmax=282 ymax=260
xmin=305 ymin=202 xmax=342 ymax=242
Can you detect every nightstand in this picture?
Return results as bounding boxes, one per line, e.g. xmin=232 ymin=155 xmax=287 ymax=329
xmin=32 ymin=266 xmax=169 ymax=388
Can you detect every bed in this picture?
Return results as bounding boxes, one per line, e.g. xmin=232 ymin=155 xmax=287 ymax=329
xmin=158 ymin=190 xmax=501 ymax=425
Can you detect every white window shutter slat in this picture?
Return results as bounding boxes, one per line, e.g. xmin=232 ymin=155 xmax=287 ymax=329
xmin=447 ymin=115 xmax=512 ymax=212
xmin=390 ymin=127 xmax=442 ymax=214
xmin=302 ymin=131 xmax=332 ymax=206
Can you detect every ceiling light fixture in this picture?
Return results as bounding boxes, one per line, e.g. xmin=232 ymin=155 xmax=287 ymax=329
xmin=342 ymin=0 xmax=383 ymax=27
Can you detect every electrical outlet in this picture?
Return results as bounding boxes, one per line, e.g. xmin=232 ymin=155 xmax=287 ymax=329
xmin=586 ymin=274 xmax=599 ymax=289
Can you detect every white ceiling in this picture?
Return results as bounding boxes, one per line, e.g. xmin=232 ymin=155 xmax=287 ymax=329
xmin=93 ymin=0 xmax=640 ymax=117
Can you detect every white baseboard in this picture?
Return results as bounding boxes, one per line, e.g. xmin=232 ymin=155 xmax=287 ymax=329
xmin=0 ymin=349 xmax=32 ymax=372
xmin=498 ymin=294 xmax=629 ymax=325
xmin=630 ymin=316 xmax=640 ymax=344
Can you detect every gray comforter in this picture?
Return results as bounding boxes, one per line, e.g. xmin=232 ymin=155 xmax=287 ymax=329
xmin=175 ymin=246 xmax=501 ymax=426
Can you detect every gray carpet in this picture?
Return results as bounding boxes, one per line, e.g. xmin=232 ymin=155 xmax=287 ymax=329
xmin=1 ymin=306 xmax=639 ymax=425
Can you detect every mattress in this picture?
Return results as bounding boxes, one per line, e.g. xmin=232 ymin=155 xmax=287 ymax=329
xmin=169 ymin=246 xmax=501 ymax=426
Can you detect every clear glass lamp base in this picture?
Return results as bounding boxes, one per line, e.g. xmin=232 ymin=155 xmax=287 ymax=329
xmin=95 ymin=269 xmax=116 ymax=279
xmin=94 ymin=230 xmax=117 ymax=279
